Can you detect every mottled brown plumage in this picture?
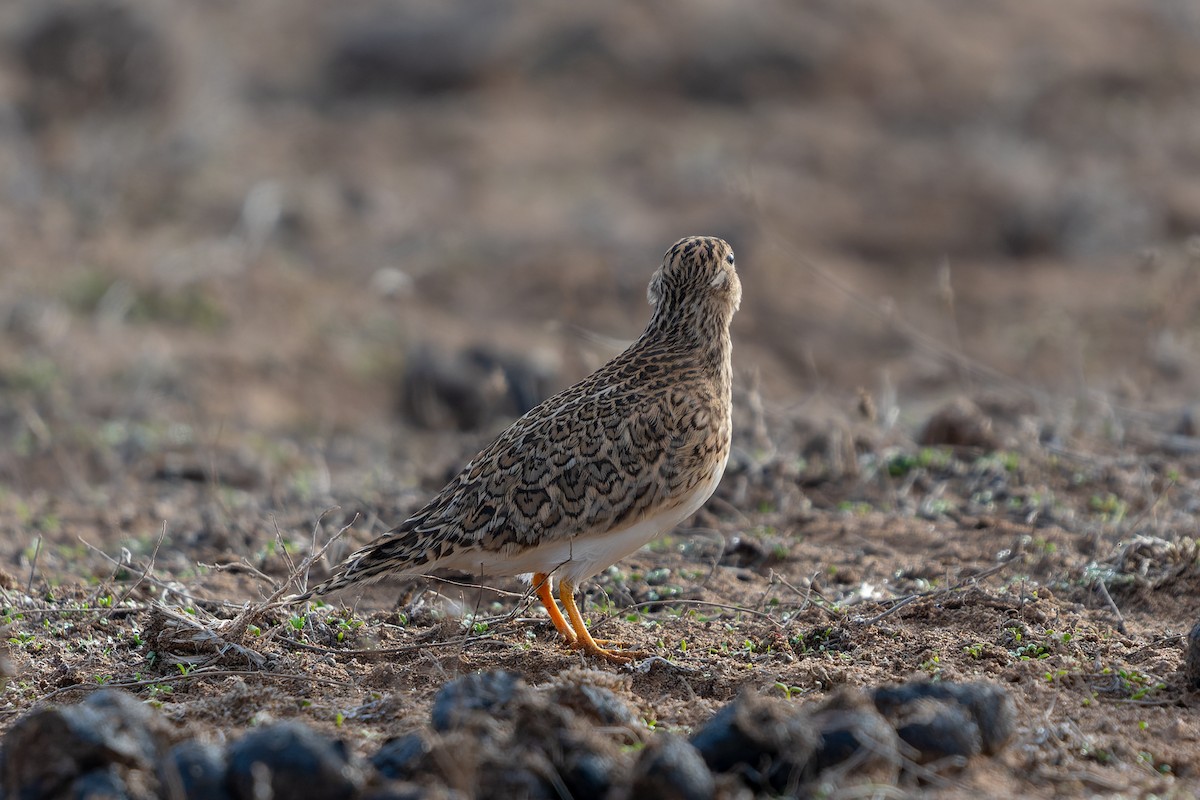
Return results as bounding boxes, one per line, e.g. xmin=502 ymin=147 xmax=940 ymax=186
xmin=295 ymin=236 xmax=740 ymax=661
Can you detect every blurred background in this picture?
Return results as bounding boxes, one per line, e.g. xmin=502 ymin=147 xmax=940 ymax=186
xmin=0 ymin=0 xmax=1198 ymax=528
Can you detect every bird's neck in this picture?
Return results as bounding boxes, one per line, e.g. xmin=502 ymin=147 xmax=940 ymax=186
xmin=640 ymin=298 xmax=733 ymax=389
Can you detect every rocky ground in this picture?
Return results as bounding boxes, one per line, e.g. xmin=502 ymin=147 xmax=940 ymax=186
xmin=0 ymin=1 xmax=1199 ymax=798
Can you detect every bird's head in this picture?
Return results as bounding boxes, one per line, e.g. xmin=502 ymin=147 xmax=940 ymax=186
xmin=647 ymin=236 xmax=741 ymax=320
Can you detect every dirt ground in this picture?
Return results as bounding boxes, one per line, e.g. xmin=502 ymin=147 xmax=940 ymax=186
xmin=1 ymin=1 xmax=1199 ymax=797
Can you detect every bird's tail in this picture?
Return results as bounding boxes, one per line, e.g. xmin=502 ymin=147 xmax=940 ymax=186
xmin=285 ymin=533 xmax=424 ymax=604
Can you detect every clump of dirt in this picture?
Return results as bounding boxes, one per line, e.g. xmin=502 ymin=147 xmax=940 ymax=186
xmin=0 ymin=675 xmax=1021 ymax=798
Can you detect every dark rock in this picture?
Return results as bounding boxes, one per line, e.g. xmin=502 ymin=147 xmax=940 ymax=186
xmin=631 ymin=733 xmax=715 ymax=800
xmin=507 ymin=698 xmax=616 ymax=800
xmin=1 ymin=689 xmax=168 ymax=799
xmin=872 ymin=681 xmax=1016 ymax=755
xmin=158 ymin=740 xmax=230 ymax=800
xmin=398 ymin=345 xmax=557 ymax=432
xmin=362 ymin=788 xmax=418 ymax=800
xmin=689 ymin=693 xmax=815 ymax=790
xmin=15 ymin=1 xmax=173 ymax=127
xmin=226 ymin=721 xmax=361 ymax=800
xmin=431 ymin=671 xmax=527 ymax=733
xmin=476 ymin=761 xmax=557 ymax=800
xmin=546 ymin=682 xmax=637 ymax=727
xmin=918 ymin=397 xmax=996 ymax=449
xmin=560 ymin=749 xmax=613 ymax=800
xmin=1186 ymin=621 xmax=1200 ymax=690
xmin=371 ymin=732 xmax=432 ymax=781
xmin=946 ymin=683 xmax=1016 ymax=756
xmin=1179 ymin=406 xmax=1198 ymax=437
xmin=892 ymin=700 xmax=981 ymax=763
xmin=806 ymin=693 xmax=899 ymax=782
xmin=363 ymin=784 xmax=455 ymax=800
xmin=70 ymin=766 xmax=130 ymax=800
xmin=322 ymin=7 xmax=515 ymax=100
xmin=720 ymin=535 xmax=784 ymax=570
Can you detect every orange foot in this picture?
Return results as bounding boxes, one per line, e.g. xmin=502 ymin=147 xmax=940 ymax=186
xmin=559 ymin=578 xmax=648 ymax=664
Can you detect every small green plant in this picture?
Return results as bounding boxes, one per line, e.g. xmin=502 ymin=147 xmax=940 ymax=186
xmin=790 ymin=627 xmax=840 ymax=655
xmin=9 ymin=631 xmax=38 ymax=648
xmin=1115 ymin=669 xmax=1166 ymax=700
xmin=922 ymin=498 xmax=954 ymax=516
xmin=886 ymin=452 xmax=920 ymax=477
xmin=918 ymin=447 xmax=953 ymax=469
xmin=336 ymin=615 xmax=364 ymax=642
xmin=1014 ymin=642 xmax=1051 ymax=660
xmin=773 ymin=682 xmax=805 ymax=701
xmin=1032 ymin=537 xmax=1057 ymax=555
xmin=1089 ymin=493 xmax=1128 ymax=523
xmin=963 ymin=642 xmax=985 ymax=659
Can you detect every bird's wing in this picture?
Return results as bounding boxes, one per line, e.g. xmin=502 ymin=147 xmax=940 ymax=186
xmin=307 ymin=372 xmax=719 ymax=594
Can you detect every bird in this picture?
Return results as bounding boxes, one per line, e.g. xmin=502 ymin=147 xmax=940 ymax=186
xmin=295 ymin=235 xmax=740 ymax=662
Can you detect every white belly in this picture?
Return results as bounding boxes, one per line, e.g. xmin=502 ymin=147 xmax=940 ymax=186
xmin=446 ymin=453 xmax=728 ymax=585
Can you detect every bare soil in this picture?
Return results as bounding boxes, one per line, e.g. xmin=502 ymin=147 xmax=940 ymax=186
xmin=0 ymin=1 xmax=1199 ymax=797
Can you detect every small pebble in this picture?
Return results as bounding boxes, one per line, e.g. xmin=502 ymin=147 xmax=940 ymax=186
xmin=1186 ymin=620 xmax=1200 ymax=690
xmin=397 ymin=346 xmax=555 ymax=432
xmin=226 ymin=721 xmax=361 ymax=800
xmin=431 ymin=671 xmax=527 ymax=733
xmin=806 ymin=695 xmax=899 ymax=781
xmin=892 ymin=700 xmax=981 ymax=763
xmin=362 ymin=784 xmax=444 ymax=800
xmin=0 ymin=689 xmax=167 ymax=799
xmin=646 ymin=568 xmax=672 ymax=586
xmin=475 ymin=757 xmax=558 ymax=800
xmin=159 ymin=740 xmax=230 ymax=800
xmin=506 ymin=698 xmax=615 ymax=800
xmin=690 ymin=693 xmax=815 ymax=789
xmin=632 ymin=733 xmax=715 ymax=800
xmin=546 ymin=683 xmax=637 ymax=726
xmin=873 ymin=681 xmax=1016 ymax=755
xmin=70 ymin=767 xmax=130 ymax=800
xmin=372 ymin=732 xmax=432 ymax=781
xmin=918 ymin=397 xmax=996 ymax=449
xmin=560 ymin=748 xmax=614 ymax=800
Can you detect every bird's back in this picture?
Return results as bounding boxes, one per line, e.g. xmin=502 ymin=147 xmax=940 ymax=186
xmin=305 ymin=235 xmax=739 ymax=596
xmin=322 ymin=337 xmax=729 ymax=587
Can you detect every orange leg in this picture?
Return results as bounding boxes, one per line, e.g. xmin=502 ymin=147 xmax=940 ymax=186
xmin=559 ymin=579 xmax=643 ymax=663
xmin=533 ymin=572 xmax=576 ymax=644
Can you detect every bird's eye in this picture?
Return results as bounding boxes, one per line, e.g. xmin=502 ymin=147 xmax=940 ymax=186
xmin=725 ymin=253 xmax=735 ymax=265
